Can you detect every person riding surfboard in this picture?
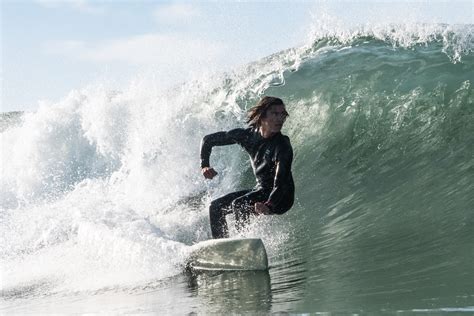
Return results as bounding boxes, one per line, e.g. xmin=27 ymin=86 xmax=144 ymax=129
xmin=200 ymin=96 xmax=295 ymax=238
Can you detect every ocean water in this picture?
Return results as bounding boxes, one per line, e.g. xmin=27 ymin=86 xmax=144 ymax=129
xmin=1 ymin=22 xmax=473 ymax=314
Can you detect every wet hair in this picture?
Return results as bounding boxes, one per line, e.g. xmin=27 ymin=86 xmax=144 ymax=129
xmin=247 ymin=96 xmax=287 ymax=128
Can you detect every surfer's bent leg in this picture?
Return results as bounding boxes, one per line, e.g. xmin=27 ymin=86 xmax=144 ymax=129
xmin=209 ymin=190 xmax=251 ymax=239
xmin=231 ymin=189 xmax=269 ymax=232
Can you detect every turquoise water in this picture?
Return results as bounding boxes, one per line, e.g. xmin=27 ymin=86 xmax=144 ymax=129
xmin=1 ymin=23 xmax=473 ymax=314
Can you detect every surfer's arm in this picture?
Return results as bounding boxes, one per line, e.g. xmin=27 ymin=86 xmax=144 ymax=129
xmin=200 ymin=128 xmax=246 ymax=168
xmin=265 ymin=141 xmax=293 ymax=211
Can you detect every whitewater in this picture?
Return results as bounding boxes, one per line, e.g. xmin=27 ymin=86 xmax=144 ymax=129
xmin=1 ymin=22 xmax=473 ymax=314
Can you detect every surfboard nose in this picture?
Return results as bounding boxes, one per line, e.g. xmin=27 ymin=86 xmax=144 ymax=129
xmin=186 ymin=238 xmax=269 ymax=271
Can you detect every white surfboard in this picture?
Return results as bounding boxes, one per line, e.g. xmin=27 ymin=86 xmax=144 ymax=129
xmin=186 ymin=238 xmax=268 ymax=271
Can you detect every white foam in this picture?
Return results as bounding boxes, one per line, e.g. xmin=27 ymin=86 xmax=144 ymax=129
xmin=0 ymin=67 xmax=277 ymax=296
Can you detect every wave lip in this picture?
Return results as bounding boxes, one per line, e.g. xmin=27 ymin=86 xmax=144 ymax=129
xmin=306 ymin=21 xmax=473 ymax=62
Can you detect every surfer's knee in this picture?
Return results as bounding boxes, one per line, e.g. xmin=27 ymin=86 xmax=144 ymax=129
xmin=209 ymin=200 xmax=229 ymax=239
xmin=271 ymin=207 xmax=290 ymax=215
xmin=209 ymin=199 xmax=223 ymax=218
xmin=209 ymin=199 xmax=218 ymax=211
xmin=270 ymin=197 xmax=294 ymax=215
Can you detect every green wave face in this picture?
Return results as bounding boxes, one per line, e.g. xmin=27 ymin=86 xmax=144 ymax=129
xmin=257 ymin=35 xmax=474 ymax=311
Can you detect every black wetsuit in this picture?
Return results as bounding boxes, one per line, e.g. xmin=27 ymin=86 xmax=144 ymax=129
xmin=200 ymin=127 xmax=294 ymax=238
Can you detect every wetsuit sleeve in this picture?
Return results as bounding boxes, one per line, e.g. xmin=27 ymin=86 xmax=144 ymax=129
xmin=265 ymin=139 xmax=293 ymax=210
xmin=200 ymin=128 xmax=247 ymax=168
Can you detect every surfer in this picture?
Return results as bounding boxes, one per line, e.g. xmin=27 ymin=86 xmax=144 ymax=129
xmin=200 ymin=96 xmax=294 ymax=238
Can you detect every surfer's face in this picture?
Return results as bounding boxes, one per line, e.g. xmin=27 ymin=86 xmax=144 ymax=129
xmin=261 ymin=104 xmax=288 ymax=135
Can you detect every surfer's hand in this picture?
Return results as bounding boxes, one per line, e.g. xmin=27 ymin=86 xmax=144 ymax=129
xmin=254 ymin=202 xmax=270 ymax=215
xmin=202 ymin=167 xmax=218 ymax=179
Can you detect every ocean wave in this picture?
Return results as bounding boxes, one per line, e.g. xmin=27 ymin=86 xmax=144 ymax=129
xmin=1 ymin=21 xmax=473 ymax=302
